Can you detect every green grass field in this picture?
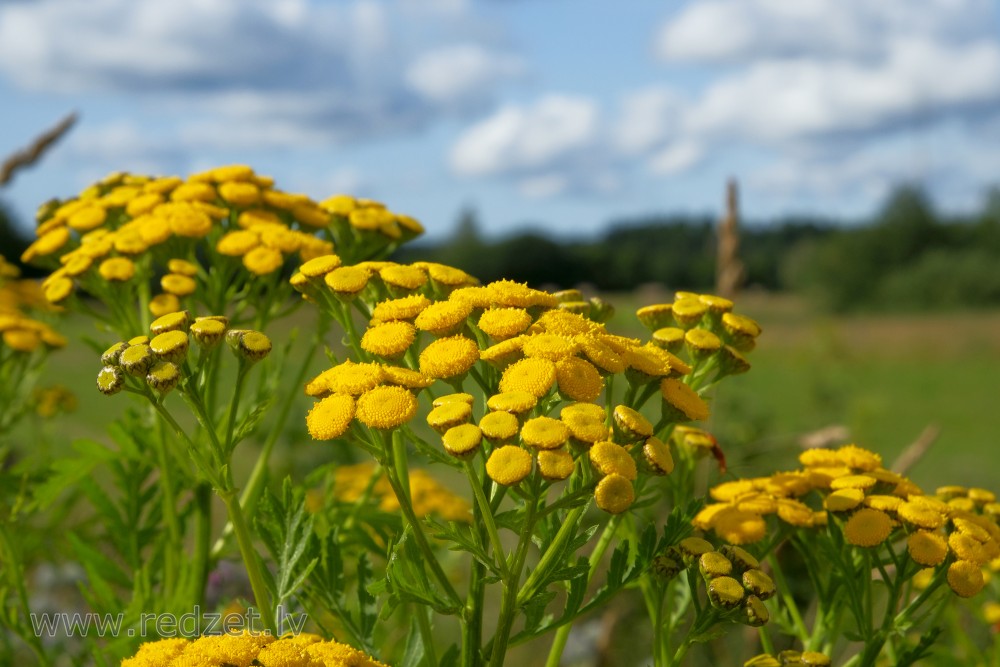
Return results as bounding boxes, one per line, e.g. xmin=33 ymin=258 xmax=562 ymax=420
xmin=19 ymin=293 xmax=1000 ymax=495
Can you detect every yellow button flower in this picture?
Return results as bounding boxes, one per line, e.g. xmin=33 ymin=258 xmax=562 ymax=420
xmin=161 ymin=273 xmax=197 ymax=296
xmin=948 ymin=559 xmax=985 ymax=598
xmin=67 ymin=205 xmax=107 ymax=232
xmin=643 ymin=436 xmax=674 ymax=475
xmin=150 ymin=310 xmax=190 ymax=335
xmin=415 ymin=300 xmax=472 ymax=336
xmin=307 ymin=394 xmax=356 ymax=440
xmin=190 ymin=318 xmax=226 ymax=348
xmin=613 ymin=405 xmax=653 ymax=439
xmin=98 ymin=257 xmax=136 ymax=282
xmin=486 ymin=445 xmax=533 ymax=486
xmin=520 ymin=416 xmax=570 ymax=450
xmin=661 ymin=378 xmax=710 ymax=422
xmin=712 ymin=507 xmax=767 ymax=544
xmin=167 ymin=258 xmax=199 ymax=276
xmin=478 ymin=411 xmax=520 ymax=441
xmin=825 ymin=488 xmax=865 ymax=512
xmin=356 ymin=385 xmax=417 ymax=430
xmin=442 ymin=424 xmax=482 ymax=458
xmin=120 ymin=344 xmax=154 ymax=376
xmin=379 ymin=264 xmax=427 ymax=291
xmin=844 ymin=508 xmax=893 ymax=547
xmin=554 ymin=356 xmax=603 ymax=402
xmin=150 ymin=330 xmax=189 ymax=363
xmin=499 ymin=357 xmax=556 ymax=397
xmin=589 ymin=441 xmax=637 ymax=480
xmin=371 ymin=294 xmax=432 ymax=322
xmin=146 ymin=360 xmax=181 ymax=394
xmin=478 ymin=307 xmax=533 ymax=340
xmin=361 ymin=321 xmax=416 ymax=359
xmin=426 ymin=401 xmax=473 ymax=433
xmin=217 ymin=230 xmax=261 ymax=256
xmin=908 ymin=530 xmax=947 ymax=566
xmin=594 ymin=473 xmax=635 ymax=514
xmin=243 ymin=245 xmax=284 ymax=276
xmin=300 ymin=254 xmax=343 ymax=279
xmin=419 ymin=335 xmax=479 ymax=379
xmin=218 ymin=181 xmax=260 ymax=206
xmin=538 ymin=449 xmax=574 ymax=481
xmin=636 ymin=303 xmax=673 ymax=330
xmin=699 ymin=551 xmax=733 ymax=578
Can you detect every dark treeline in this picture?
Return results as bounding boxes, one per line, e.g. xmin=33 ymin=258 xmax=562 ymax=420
xmin=4 ymin=184 xmax=1000 ymax=312
xmin=399 ymin=185 xmax=1000 ymax=312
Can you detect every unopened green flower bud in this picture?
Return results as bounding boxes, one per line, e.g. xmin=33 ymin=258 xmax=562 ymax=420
xmin=557 ymin=300 xmax=591 ymax=316
xmin=636 ymin=304 xmax=673 ymax=331
xmin=551 ymin=289 xmax=583 ymax=303
xmin=707 ymin=575 xmax=744 ymax=609
xmin=777 ymin=650 xmax=803 ymax=665
xmin=146 ymin=361 xmax=180 ymax=394
xmin=150 ymin=330 xmax=189 ymax=363
xmin=120 ymin=344 xmax=154 ymax=376
xmin=718 ymin=545 xmax=760 ymax=572
xmin=744 ymin=655 xmax=781 ymax=667
xmin=799 ymin=651 xmax=831 ymax=666
xmin=101 ymin=341 xmax=129 ymax=366
xmin=97 ymin=366 xmax=125 ymax=396
xmin=588 ymin=296 xmax=614 ymax=323
xmin=699 ymin=551 xmax=733 ymax=579
xmin=678 ymin=537 xmax=714 ymax=565
xmin=743 ymin=595 xmax=769 ymax=627
xmin=652 ymin=551 xmax=684 ymax=581
xmin=150 ymin=310 xmax=190 ymax=335
xmin=742 ymin=568 xmax=775 ymax=600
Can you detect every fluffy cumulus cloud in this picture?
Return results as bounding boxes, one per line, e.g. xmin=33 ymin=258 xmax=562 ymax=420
xmin=640 ymin=0 xmax=1000 ymax=211
xmin=449 ymin=95 xmax=624 ymax=197
xmin=0 ymin=0 xmax=521 ymax=149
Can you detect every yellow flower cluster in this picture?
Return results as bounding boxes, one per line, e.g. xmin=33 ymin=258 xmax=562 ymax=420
xmin=320 ymin=194 xmax=425 ymax=241
xmin=24 ymin=167 xmax=422 ymax=321
xmin=300 ymin=264 xmax=741 ymax=518
xmin=0 ymin=258 xmax=66 ymax=353
xmin=637 ymin=291 xmax=759 ymax=385
xmin=32 ymin=384 xmax=77 ymax=418
xmin=121 ymin=631 xmax=388 ymax=667
xmin=744 ymin=649 xmax=832 ymax=666
xmin=694 ymin=443 xmax=1000 ymax=598
xmin=322 ymin=462 xmax=471 ymax=523
xmin=96 ymin=313 xmax=270 ymax=396
xmin=655 ymin=539 xmax=774 ymax=626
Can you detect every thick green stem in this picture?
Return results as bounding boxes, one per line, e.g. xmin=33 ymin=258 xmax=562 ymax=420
xmin=151 ymin=412 xmax=182 ymax=597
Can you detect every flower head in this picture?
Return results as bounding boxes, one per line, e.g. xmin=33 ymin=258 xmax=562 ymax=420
xmin=307 ymin=394 xmax=356 ymax=440
xmin=499 ymin=357 xmax=557 ymax=397
xmin=356 ymin=385 xmax=417 ymax=429
xmin=594 ymin=473 xmax=635 ymax=514
xmin=844 ymin=508 xmax=893 ymax=547
xmin=486 ymin=445 xmax=533 ymax=486
xmin=419 ymin=335 xmax=479 ymax=379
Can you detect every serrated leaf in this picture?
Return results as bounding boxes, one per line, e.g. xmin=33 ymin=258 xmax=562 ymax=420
xmin=522 ymin=589 xmax=557 ymax=635
xmin=32 ymin=439 xmax=118 ymax=508
xmin=232 ymin=397 xmax=276 ymax=450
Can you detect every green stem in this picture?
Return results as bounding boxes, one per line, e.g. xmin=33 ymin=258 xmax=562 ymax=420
xmin=767 ymin=551 xmax=811 ymax=644
xmin=516 ymin=504 xmax=587 ymax=606
xmin=544 ymin=515 xmax=623 ymax=667
xmin=415 ymin=605 xmax=438 ymax=667
xmin=152 ymin=413 xmax=182 ymax=597
xmin=464 ymin=460 xmax=510 ymax=578
xmin=489 ymin=488 xmax=539 ymax=667
xmin=220 ymin=487 xmax=276 ymax=634
xmin=223 ymin=362 xmax=249 ymax=456
xmin=191 ymin=483 xmax=212 ymax=607
xmin=381 ymin=437 xmax=463 ymax=609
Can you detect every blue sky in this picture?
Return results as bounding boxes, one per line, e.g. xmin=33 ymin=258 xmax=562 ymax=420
xmin=2 ymin=0 xmax=1000 ymax=240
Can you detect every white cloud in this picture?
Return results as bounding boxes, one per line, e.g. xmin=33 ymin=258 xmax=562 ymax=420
xmin=648 ymin=141 xmax=703 ymax=175
xmin=612 ymin=87 xmax=685 ymax=156
xmin=406 ymin=44 xmax=524 ymax=106
xmin=450 ymin=95 xmax=599 ymax=177
xmin=656 ymin=0 xmax=993 ymax=64
xmin=0 ymin=0 xmax=523 ymax=149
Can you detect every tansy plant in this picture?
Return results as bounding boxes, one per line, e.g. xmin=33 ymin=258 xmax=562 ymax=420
xmin=5 ymin=165 xmax=1000 ymax=667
